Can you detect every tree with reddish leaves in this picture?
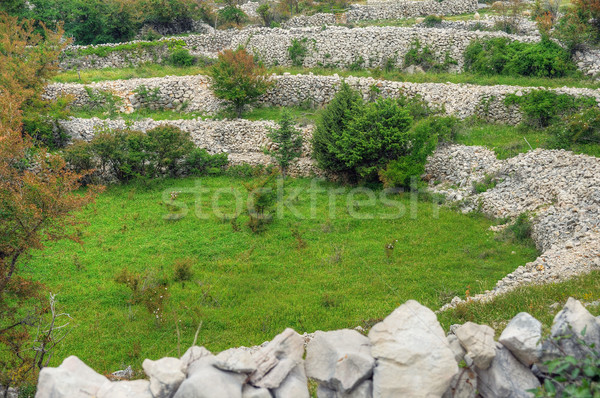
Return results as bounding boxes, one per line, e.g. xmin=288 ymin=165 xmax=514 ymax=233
xmin=210 ymin=47 xmax=273 ymax=118
xmin=0 ymin=13 xmax=101 ymax=394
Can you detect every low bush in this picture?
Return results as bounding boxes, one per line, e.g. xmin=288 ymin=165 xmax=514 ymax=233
xmin=173 ymin=258 xmax=194 ymax=282
xmin=288 ymin=38 xmax=309 ymax=67
xmin=507 ymin=213 xmax=533 ymax=243
xmin=464 ymin=37 xmax=575 ymax=78
xmin=242 ymin=172 xmax=278 ymax=233
xmin=404 ymin=40 xmax=456 ymax=72
xmin=63 ymin=125 xmax=229 ymax=182
xmin=168 ymin=48 xmax=196 ymax=67
xmin=423 ymin=15 xmax=443 ymax=27
xmin=218 ymin=6 xmax=247 ymax=26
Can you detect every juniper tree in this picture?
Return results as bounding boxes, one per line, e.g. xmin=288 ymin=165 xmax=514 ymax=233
xmin=266 ymin=110 xmax=303 ymax=178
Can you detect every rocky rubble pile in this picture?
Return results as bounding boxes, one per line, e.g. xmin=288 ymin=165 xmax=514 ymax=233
xmin=58 ymin=117 xmax=318 ymax=177
xmin=427 ymin=145 xmax=600 ymax=309
xmin=35 ymin=298 xmax=600 ymax=398
xmin=44 ymin=74 xmax=600 ymax=124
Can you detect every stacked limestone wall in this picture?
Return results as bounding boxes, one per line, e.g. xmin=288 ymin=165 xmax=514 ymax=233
xmin=58 ymin=26 xmax=539 ymax=71
xmin=45 ymin=74 xmax=600 ymax=125
xmin=346 ymin=0 xmax=478 ymax=21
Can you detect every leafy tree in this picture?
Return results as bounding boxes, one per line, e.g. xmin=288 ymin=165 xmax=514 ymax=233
xmin=218 ymin=5 xmax=247 ymax=26
xmin=210 ymin=47 xmax=273 ymax=118
xmin=257 ymin=3 xmax=272 ymax=27
xmin=0 ymin=14 xmax=98 ymax=393
xmin=266 ymin=110 xmax=303 ymax=178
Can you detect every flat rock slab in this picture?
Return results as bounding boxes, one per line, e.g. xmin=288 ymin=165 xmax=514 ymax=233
xmin=455 ymin=322 xmax=497 ymax=370
xmin=499 ymin=312 xmax=542 ymax=366
xmin=36 ymin=356 xmax=109 ymax=398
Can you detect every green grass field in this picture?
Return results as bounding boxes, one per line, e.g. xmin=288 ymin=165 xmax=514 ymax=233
xmin=23 ymin=176 xmax=539 ymax=373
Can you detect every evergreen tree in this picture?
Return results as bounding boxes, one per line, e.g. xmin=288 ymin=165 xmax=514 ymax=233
xmin=267 ymin=110 xmax=303 ymax=178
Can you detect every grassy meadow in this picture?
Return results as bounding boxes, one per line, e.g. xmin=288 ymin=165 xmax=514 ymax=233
xmin=24 ymin=176 xmax=539 ymax=373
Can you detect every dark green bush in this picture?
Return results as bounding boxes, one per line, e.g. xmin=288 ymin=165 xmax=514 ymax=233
xmin=168 ymin=48 xmax=197 ymax=67
xmin=183 ymin=148 xmax=229 ymax=176
xmin=312 ymin=83 xmax=449 ymax=184
xmin=507 ymin=213 xmax=533 ymax=243
xmin=464 ymin=37 xmax=575 ymax=78
xmin=218 ymin=6 xmax=247 ymax=25
xmin=64 ymin=125 xmax=229 ymax=182
xmin=423 ymin=15 xmax=443 ymax=27
xmin=288 ymin=38 xmax=309 ymax=67
xmin=505 ymin=90 xmax=596 ymax=128
xmin=379 ymin=116 xmax=457 ymax=188
xmin=404 ymin=40 xmax=456 ymax=72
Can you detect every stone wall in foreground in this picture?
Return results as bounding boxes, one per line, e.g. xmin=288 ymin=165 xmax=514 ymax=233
xmin=45 ymin=73 xmax=600 ymax=125
xmin=35 ymin=297 xmax=600 ymax=398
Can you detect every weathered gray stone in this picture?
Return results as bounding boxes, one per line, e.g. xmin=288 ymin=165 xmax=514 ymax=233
xmin=215 ymin=348 xmax=257 ymax=374
xmin=447 ymin=334 xmax=466 ymax=363
xmin=540 ymin=297 xmax=600 ymax=366
xmin=369 ymin=300 xmax=458 ymax=398
xmin=242 ymin=385 xmax=272 ymax=398
xmin=317 ymin=380 xmax=373 ymax=398
xmin=272 ymin=363 xmax=309 ymax=398
xmin=455 ymin=322 xmax=497 ymax=370
xmin=250 ymin=328 xmax=304 ymax=389
xmin=305 ymin=329 xmax=374 ymax=393
xmin=97 ymin=380 xmax=153 ymax=398
xmin=35 ymin=356 xmax=109 ymax=398
xmin=499 ymin=312 xmax=542 ymax=366
xmin=180 ymin=346 xmax=212 ymax=374
xmin=174 ymin=356 xmax=245 ymax=398
xmin=142 ymin=357 xmax=185 ymax=398
xmin=477 ymin=343 xmax=540 ymax=398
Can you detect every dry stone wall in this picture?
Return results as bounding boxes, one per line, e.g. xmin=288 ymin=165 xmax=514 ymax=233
xmin=45 ymin=73 xmax=600 ymax=124
xmin=35 ymin=297 xmax=600 ymax=398
xmin=58 ymin=26 xmax=539 ymax=71
xmin=58 ymin=117 xmax=318 ymax=177
xmin=346 ymin=0 xmax=478 ymax=21
xmin=427 ymin=144 xmax=600 ymax=309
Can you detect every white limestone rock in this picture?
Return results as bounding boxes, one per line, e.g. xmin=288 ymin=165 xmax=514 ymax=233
xmin=97 ymin=380 xmax=153 ymax=398
xmin=142 ymin=357 xmax=185 ymax=398
xmin=305 ymin=329 xmax=374 ymax=393
xmin=317 ymin=380 xmax=373 ymax=398
xmin=271 ymin=363 xmax=310 ymax=398
xmin=477 ymin=343 xmax=540 ymax=398
xmin=35 ymin=356 xmax=109 ymax=398
xmin=249 ymin=328 xmax=304 ymax=389
xmin=499 ymin=312 xmax=542 ymax=366
xmin=455 ymin=322 xmax=497 ymax=370
xmin=368 ymin=300 xmax=458 ymax=398
xmin=174 ymin=356 xmax=245 ymax=398
xmin=180 ymin=346 xmax=212 ymax=375
xmin=215 ymin=348 xmax=257 ymax=374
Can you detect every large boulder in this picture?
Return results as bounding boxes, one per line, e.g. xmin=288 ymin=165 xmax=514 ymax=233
xmin=305 ymin=329 xmax=374 ymax=393
xmin=271 ymin=363 xmax=309 ymax=398
xmin=447 ymin=334 xmax=466 ymax=364
xmin=540 ymin=297 xmax=600 ymax=366
xmin=97 ymin=380 xmax=153 ymax=398
xmin=36 ymin=356 xmax=109 ymax=398
xmin=317 ymin=380 xmax=373 ymax=398
xmin=477 ymin=343 xmax=540 ymax=398
xmin=455 ymin=322 xmax=497 ymax=370
xmin=368 ymin=300 xmax=458 ymax=398
xmin=499 ymin=312 xmax=542 ymax=366
xmin=142 ymin=357 xmax=185 ymax=398
xmin=173 ymin=356 xmax=245 ymax=398
xmin=249 ymin=328 xmax=304 ymax=389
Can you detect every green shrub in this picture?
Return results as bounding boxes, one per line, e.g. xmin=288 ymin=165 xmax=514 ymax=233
xmin=141 ymin=28 xmax=162 ymax=42
xmin=183 ymin=148 xmax=229 ymax=176
xmin=379 ymin=116 xmax=457 ymax=188
xmin=464 ymin=37 xmax=575 ymax=78
xmin=507 ymin=213 xmax=533 ymax=243
xmin=505 ymin=90 xmax=595 ymax=128
xmin=173 ymin=258 xmax=194 ymax=282
xmin=288 ymin=38 xmax=309 ymax=67
xmin=145 ymin=125 xmax=195 ymax=177
xmin=266 ymin=109 xmax=303 ymax=178
xmin=473 ymin=173 xmax=498 ymax=194
xmin=243 ymin=173 xmax=278 ymax=233
xmin=423 ymin=15 xmax=443 ymax=27
xmin=404 ymin=40 xmax=456 ymax=72
xmin=312 ymin=82 xmax=364 ymax=176
xmin=168 ymin=48 xmax=197 ymax=67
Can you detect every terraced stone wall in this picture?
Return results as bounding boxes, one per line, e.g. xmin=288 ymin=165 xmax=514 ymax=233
xmin=45 ymin=74 xmax=600 ymax=124
xmin=58 ymin=26 xmax=539 ymax=71
xmin=346 ymin=0 xmax=478 ymax=21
